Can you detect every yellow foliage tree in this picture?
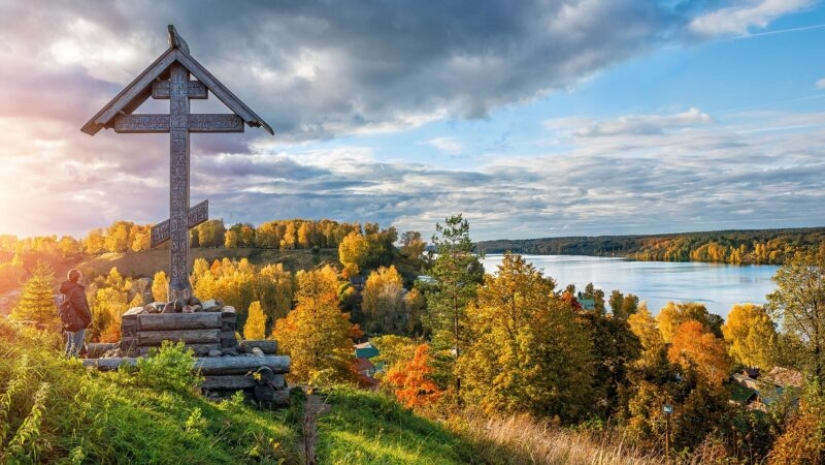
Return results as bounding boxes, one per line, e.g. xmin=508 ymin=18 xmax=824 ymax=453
xmin=273 ymin=265 xmax=358 ymax=384
xmin=338 ymin=231 xmax=370 ymax=278
xmin=243 ymin=301 xmax=267 ymax=340
xmin=722 ymin=303 xmax=777 ymax=369
xmin=362 ymin=265 xmax=405 ymax=334
xmin=657 ymin=301 xmax=713 ymax=343
xmin=627 ymin=304 xmax=665 ymax=367
xmin=459 ymin=254 xmax=595 ymax=421
xmin=151 ymin=271 xmax=169 ymax=302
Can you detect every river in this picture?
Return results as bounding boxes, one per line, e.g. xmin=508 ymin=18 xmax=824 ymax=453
xmin=479 ymin=254 xmax=780 ymax=318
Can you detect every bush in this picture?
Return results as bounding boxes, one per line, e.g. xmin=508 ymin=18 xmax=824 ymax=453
xmin=136 ymin=341 xmax=202 ymax=392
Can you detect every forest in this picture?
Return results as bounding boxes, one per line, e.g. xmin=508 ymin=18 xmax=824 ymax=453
xmin=1 ymin=216 xmax=824 ymax=463
xmin=476 ymin=226 xmax=825 ymax=265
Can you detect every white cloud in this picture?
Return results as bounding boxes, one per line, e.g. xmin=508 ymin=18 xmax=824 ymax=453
xmin=690 ymin=0 xmax=815 ymax=36
xmin=428 ymin=137 xmax=464 ymax=155
xmin=817 ymin=78 xmax=825 ymax=89
xmin=546 ymin=107 xmax=713 ymax=138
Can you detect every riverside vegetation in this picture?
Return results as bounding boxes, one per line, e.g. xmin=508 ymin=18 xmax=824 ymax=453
xmin=2 ymin=216 xmax=825 ymax=464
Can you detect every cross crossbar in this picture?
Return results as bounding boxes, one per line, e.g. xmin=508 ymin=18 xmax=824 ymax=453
xmin=151 ymin=200 xmax=209 ymax=248
xmin=114 ymin=114 xmax=245 ymax=133
xmin=152 ymin=80 xmax=208 ymax=99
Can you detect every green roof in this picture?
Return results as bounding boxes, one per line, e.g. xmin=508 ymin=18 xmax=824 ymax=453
xmin=355 ymin=342 xmax=380 ymax=359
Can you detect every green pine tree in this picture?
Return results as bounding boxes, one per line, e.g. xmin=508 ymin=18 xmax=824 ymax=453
xmin=11 ymin=262 xmax=58 ymax=328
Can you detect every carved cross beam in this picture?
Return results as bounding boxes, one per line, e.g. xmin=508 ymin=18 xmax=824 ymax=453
xmin=82 ymin=25 xmax=273 ymax=301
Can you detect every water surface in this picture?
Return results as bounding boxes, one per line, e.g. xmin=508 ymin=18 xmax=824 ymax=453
xmin=480 ymin=254 xmax=779 ymax=318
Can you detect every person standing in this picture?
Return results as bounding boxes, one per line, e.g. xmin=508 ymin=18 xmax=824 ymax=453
xmin=59 ymin=269 xmax=93 ymax=357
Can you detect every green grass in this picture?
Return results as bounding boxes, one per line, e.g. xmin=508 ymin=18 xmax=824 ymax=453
xmin=0 ymin=324 xmax=493 ymax=465
xmin=315 ymin=387 xmax=475 ymax=465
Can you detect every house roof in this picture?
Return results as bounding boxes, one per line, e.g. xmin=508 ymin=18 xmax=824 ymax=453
xmin=579 ymin=299 xmax=596 ymax=310
xmin=355 ymin=341 xmax=380 ymax=359
xmin=766 ymin=367 xmax=803 ymax=389
xmin=81 ymin=25 xmax=273 ymax=137
xmin=354 ymin=357 xmax=375 ymax=372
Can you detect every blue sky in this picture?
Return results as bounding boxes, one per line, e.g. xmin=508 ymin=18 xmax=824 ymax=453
xmin=1 ymin=0 xmax=824 ymax=241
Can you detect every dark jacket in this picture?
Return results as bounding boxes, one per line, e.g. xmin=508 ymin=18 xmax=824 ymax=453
xmin=59 ymin=280 xmax=93 ymax=330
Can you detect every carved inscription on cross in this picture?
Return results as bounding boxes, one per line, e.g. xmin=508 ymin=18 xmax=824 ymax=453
xmin=82 ymin=26 xmax=273 ymax=301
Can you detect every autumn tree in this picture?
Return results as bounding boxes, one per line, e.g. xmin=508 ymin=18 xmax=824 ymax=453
xmin=459 ymin=254 xmax=595 ymax=421
xmin=10 ymin=262 xmax=58 ymax=328
xmin=657 ymin=302 xmax=722 ymax=343
xmin=627 ymin=304 xmax=665 ymax=367
xmin=243 ymin=301 xmax=267 ymax=340
xmin=722 ymin=303 xmax=777 ymax=369
xmin=427 ymin=214 xmax=484 ymax=398
xmin=224 ymin=230 xmax=238 ymax=249
xmin=338 ymin=231 xmax=370 ymax=278
xmin=362 ymin=265 xmax=406 ymax=334
xmin=767 ymin=249 xmax=825 ymax=391
xmin=386 ymin=344 xmax=442 ymax=408
xmin=273 ymin=265 xmax=359 ymax=385
xmin=255 ymin=264 xmax=294 ymax=322
xmin=668 ymin=320 xmax=730 ymax=385
xmin=151 ymin=271 xmax=169 ymax=302
xmin=370 ymin=334 xmax=417 ymax=375
xmin=399 ymin=231 xmax=426 ymax=263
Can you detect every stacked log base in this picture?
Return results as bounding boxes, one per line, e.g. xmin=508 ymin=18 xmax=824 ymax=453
xmin=121 ymin=307 xmax=238 ymax=356
xmin=82 ymin=354 xmax=290 ymax=404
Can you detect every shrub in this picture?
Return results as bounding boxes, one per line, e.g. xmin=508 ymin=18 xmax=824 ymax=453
xmin=136 ymin=341 xmax=202 ymax=392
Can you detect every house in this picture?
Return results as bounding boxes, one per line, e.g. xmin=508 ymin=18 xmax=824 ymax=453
xmin=349 ymin=276 xmax=366 ymax=291
xmin=578 ymin=299 xmax=596 ymax=311
xmin=728 ymin=366 xmax=802 ymax=409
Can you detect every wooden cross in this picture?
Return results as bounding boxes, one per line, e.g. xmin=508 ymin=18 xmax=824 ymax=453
xmin=82 ymin=26 xmax=273 ymax=301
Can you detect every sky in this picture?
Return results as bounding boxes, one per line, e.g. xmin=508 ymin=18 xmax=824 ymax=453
xmin=1 ymin=0 xmax=824 ymax=241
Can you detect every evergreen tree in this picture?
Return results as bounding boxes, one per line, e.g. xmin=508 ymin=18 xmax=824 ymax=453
xmin=426 ymin=214 xmax=483 ymax=398
xmin=10 ymin=262 xmax=58 ymax=328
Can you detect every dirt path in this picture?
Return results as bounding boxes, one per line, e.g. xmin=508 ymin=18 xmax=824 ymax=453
xmin=302 ymin=394 xmax=331 ymax=465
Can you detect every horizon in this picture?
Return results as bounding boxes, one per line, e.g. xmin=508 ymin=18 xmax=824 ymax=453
xmin=2 ymin=1 xmax=825 ymax=241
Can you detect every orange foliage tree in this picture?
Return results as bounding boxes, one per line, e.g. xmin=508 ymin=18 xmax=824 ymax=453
xmin=386 ymin=344 xmax=442 ymax=408
xmin=668 ymin=320 xmax=730 ymax=385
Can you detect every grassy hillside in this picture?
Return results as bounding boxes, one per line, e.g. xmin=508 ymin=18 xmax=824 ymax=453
xmin=0 ymin=322 xmax=675 ymax=465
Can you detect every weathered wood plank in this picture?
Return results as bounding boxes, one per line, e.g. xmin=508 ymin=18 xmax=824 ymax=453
xmin=114 ymin=114 xmax=170 ymax=133
xmin=173 ymin=49 xmax=274 ymax=135
xmin=138 ymin=312 xmax=221 ymax=331
xmin=152 ymin=80 xmax=207 ymax=99
xmin=82 ymin=48 xmax=178 ymax=135
xmin=86 ymin=343 xmax=118 ymax=358
xmin=151 ymin=200 xmax=209 ymax=247
xmin=188 ymin=114 xmax=244 ymax=132
xmin=201 ymin=375 xmax=256 ymax=390
xmin=138 ymin=329 xmax=220 ymax=346
xmin=240 ymin=340 xmax=278 ymax=355
xmin=194 ymin=356 xmax=290 ymax=376
xmin=82 ymin=355 xmax=291 ymax=375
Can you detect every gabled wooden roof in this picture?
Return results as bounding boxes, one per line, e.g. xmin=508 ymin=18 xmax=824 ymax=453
xmin=81 ymin=26 xmax=273 ymax=136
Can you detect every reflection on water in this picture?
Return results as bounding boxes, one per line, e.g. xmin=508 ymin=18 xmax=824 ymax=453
xmin=480 ymin=254 xmax=780 ymax=318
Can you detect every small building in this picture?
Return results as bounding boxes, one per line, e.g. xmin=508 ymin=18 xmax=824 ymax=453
xmin=728 ymin=366 xmax=802 ymax=409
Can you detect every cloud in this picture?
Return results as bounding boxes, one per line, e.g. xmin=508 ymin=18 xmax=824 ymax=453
xmin=690 ymin=0 xmax=815 ymax=36
xmin=0 ymin=0 xmax=681 ymax=141
xmin=547 ymin=107 xmax=713 ymax=138
xmin=817 ymin=78 xmax=825 ymax=89
xmin=428 ymin=137 xmax=464 ymax=155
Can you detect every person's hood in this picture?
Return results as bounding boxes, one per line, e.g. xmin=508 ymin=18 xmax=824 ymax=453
xmin=60 ymin=280 xmax=84 ymax=294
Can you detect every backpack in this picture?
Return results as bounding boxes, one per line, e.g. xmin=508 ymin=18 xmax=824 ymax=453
xmin=58 ymin=292 xmax=85 ymax=332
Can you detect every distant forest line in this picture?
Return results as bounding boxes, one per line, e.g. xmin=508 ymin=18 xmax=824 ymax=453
xmin=475 ymin=227 xmax=825 ymax=265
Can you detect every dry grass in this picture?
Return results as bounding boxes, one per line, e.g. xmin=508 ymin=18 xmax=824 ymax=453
xmin=453 ymin=413 xmax=735 ymax=465
xmin=457 ymin=413 xmax=661 ymax=465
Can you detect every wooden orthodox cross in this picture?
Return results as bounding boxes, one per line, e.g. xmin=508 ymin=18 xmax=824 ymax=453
xmin=82 ymin=26 xmax=273 ymax=300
